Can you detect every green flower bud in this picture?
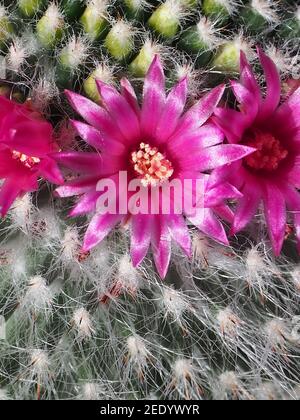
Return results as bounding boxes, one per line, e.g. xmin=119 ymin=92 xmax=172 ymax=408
xmin=18 ymin=0 xmax=45 ymax=18
xmin=104 ymin=21 xmax=134 ymax=62
xmin=129 ymin=40 xmax=160 ymax=77
xmin=148 ymin=0 xmax=183 ymax=39
xmin=83 ymin=63 xmax=114 ymax=102
xmin=80 ymin=0 xmax=108 ymax=41
xmin=0 ymin=9 xmax=14 ymax=49
xmin=124 ymin=0 xmax=147 ymax=20
xmin=202 ymin=0 xmax=231 ymax=23
xmin=213 ymin=39 xmax=249 ymax=73
xmin=36 ymin=4 xmax=64 ymax=49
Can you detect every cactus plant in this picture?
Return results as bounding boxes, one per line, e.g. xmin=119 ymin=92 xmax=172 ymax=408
xmin=0 ymin=0 xmax=299 ymax=401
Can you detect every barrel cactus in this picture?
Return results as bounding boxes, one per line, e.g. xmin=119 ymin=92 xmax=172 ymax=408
xmin=0 ymin=0 xmax=299 ymax=401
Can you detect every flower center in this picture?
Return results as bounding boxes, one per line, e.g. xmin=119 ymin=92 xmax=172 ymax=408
xmin=244 ymin=131 xmax=288 ymax=172
xmin=12 ymin=150 xmax=40 ymax=169
xmin=131 ymin=143 xmax=174 ymax=187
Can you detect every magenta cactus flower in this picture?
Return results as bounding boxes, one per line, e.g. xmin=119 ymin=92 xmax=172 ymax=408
xmin=54 ymin=56 xmax=253 ymax=278
xmin=213 ymin=48 xmax=300 ymax=255
xmin=0 ymin=97 xmax=63 ymax=217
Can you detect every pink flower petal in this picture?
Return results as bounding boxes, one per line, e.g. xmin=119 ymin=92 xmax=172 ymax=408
xmin=288 ymin=158 xmax=300 ymax=188
xmin=273 ymin=87 xmax=300 ymax=134
xmin=240 ymin=51 xmax=261 ymax=103
xmin=156 ymin=77 xmax=188 ymax=143
xmin=282 ymin=185 xmax=300 ymax=252
xmin=71 ymin=120 xmax=103 ymax=149
xmin=2 ymin=118 xmax=53 ymax=156
xmin=0 ymin=179 xmax=22 ymax=217
xmin=71 ymin=120 xmax=125 ymax=156
xmin=0 ymin=149 xmax=27 ymax=177
xmin=0 ymin=96 xmax=16 ymax=119
xmin=82 ymin=213 xmax=123 ymax=252
xmin=204 ymin=182 xmax=243 ymax=208
xmin=151 ymin=216 xmax=171 ymax=279
xmin=69 ymin=190 xmax=102 ymax=217
xmin=96 ymin=81 xmax=140 ymax=142
xmin=262 ymin=182 xmax=286 ymax=256
xmin=180 ymin=144 xmax=255 ymax=172
xmin=257 ymin=47 xmax=281 ymax=121
xmin=65 ymin=90 xmax=124 ymax=143
xmin=213 ymin=108 xmax=250 ymax=144
xmin=231 ymin=179 xmax=261 ymax=234
xmin=55 ymin=176 xmax=99 ymax=197
xmin=176 ymin=84 xmax=225 ymax=134
xmin=230 ymin=80 xmax=259 ymax=123
xmin=38 ymin=158 xmax=64 ymax=185
xmin=213 ymin=205 xmax=234 ymax=223
xmin=167 ymin=214 xmax=191 ymax=257
xmin=130 ymin=214 xmax=152 ymax=267
xmin=169 ymin=122 xmax=224 ymax=156
xmin=53 ymin=151 xmax=103 ymax=175
xmin=120 ymin=78 xmax=140 ymax=116
xmin=189 ymin=208 xmax=229 ymax=245
xmin=140 ymin=55 xmax=166 ymax=139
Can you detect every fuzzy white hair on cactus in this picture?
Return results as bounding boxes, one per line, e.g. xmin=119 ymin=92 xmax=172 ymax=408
xmin=264 ymin=318 xmax=290 ymax=352
xmin=10 ymin=194 xmax=34 ymax=232
xmin=0 ymin=389 xmax=11 ymax=400
xmin=159 ymin=286 xmax=194 ymax=328
xmin=251 ymin=0 xmax=279 ymax=23
xmin=31 ymin=72 xmax=60 ymax=113
xmin=131 ymin=0 xmax=148 ymax=9
xmin=60 ymin=226 xmax=81 ymax=262
xmin=243 ymin=246 xmax=275 ymax=297
xmin=43 ymin=3 xmax=64 ymax=27
xmin=72 ymin=307 xmax=95 ymax=340
xmin=167 ymin=358 xmax=205 ymax=400
xmin=34 ymin=208 xmax=62 ymax=245
xmin=265 ymin=44 xmax=295 ymax=76
xmin=217 ymin=371 xmax=253 ymax=400
xmin=30 ymin=349 xmax=51 ymax=375
xmin=90 ymin=61 xmax=116 ymax=85
xmin=290 ymin=267 xmax=300 ymax=293
xmin=216 ymin=307 xmax=242 ymax=337
xmin=196 ymin=16 xmax=223 ymax=49
xmin=9 ymin=240 xmax=29 ymax=280
xmin=254 ymin=382 xmax=284 ymax=401
xmin=118 ymin=254 xmax=140 ymax=294
xmin=58 ymin=35 xmax=90 ymax=71
xmin=296 ymin=6 xmax=300 ymax=22
xmin=79 ymin=382 xmax=109 ymax=400
xmin=7 ymin=39 xmax=29 ymax=73
xmin=87 ymin=0 xmax=109 ymax=16
xmin=80 ymin=383 xmax=100 ymax=400
xmin=125 ymin=335 xmax=152 ymax=381
xmin=173 ymin=57 xmax=203 ymax=98
xmin=26 ymin=349 xmax=55 ymax=397
xmin=192 ymin=232 xmax=211 ymax=269
xmin=20 ymin=275 xmax=54 ymax=316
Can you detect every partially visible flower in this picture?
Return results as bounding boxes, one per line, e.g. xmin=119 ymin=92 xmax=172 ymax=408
xmin=0 ymin=97 xmax=63 ymax=216
xmin=54 ymin=56 xmax=253 ymax=278
xmin=213 ymin=48 xmax=300 ymax=255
